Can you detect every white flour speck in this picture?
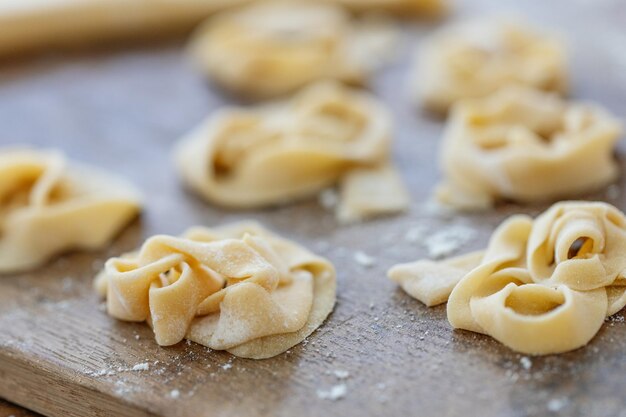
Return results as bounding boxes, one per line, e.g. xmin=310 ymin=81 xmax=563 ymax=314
xmin=317 ymin=384 xmax=347 ymax=400
xmin=170 ymin=389 xmax=181 ymax=399
xmin=132 ymin=362 xmax=149 ymax=371
xmin=333 ymin=370 xmax=350 ymax=379
xmin=520 ymin=356 xmax=532 ymax=370
xmin=354 ymin=251 xmax=375 ymax=268
xmin=547 ymin=397 xmax=568 ymax=412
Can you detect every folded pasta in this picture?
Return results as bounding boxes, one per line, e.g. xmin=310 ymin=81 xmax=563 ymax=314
xmin=436 ymin=86 xmax=622 ymax=210
xmin=95 ymin=221 xmax=336 ymax=359
xmin=188 ymin=0 xmax=387 ymax=98
xmin=174 ymin=81 xmax=409 ymax=223
xmin=0 ymin=148 xmax=141 ymax=273
xmin=388 ymin=201 xmax=626 ymax=355
xmin=412 ymin=19 xmax=568 ymax=113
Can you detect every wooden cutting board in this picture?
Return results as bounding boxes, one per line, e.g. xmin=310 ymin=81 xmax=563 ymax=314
xmin=1 ymin=0 xmax=626 ymax=416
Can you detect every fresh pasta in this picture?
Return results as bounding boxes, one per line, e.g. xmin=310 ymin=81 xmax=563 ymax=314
xmin=436 ymin=86 xmax=622 ymax=210
xmin=0 ymin=148 xmax=141 ymax=273
xmin=95 ymin=221 xmax=336 ymax=359
xmin=412 ymin=19 xmax=568 ymax=113
xmin=174 ymin=81 xmax=409 ymax=223
xmin=389 ymin=201 xmax=626 ymax=355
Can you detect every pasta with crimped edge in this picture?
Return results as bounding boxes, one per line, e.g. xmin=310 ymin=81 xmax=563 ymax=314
xmin=388 ymin=201 xmax=626 ymax=355
xmin=95 ymin=221 xmax=336 ymax=359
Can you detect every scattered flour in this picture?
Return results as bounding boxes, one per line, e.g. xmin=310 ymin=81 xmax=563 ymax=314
xmin=132 ymin=362 xmax=150 ymax=371
xmin=547 ymin=397 xmax=568 ymax=412
xmin=317 ymin=384 xmax=347 ymax=401
xmin=424 ymin=224 xmax=477 ymax=259
xmin=170 ymin=389 xmax=181 ymax=399
xmin=333 ymin=370 xmax=350 ymax=379
xmin=354 ymin=251 xmax=375 ymax=268
xmin=222 ymin=363 xmax=233 ymax=370
xmin=404 ymin=225 xmax=428 ymax=244
xmin=520 ymin=356 xmax=532 ymax=370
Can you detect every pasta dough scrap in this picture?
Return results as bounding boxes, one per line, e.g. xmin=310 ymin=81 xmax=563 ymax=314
xmin=187 ymin=0 xmax=393 ymax=98
xmin=436 ymin=86 xmax=622 ymax=210
xmin=174 ymin=81 xmax=409 ymax=223
xmin=412 ymin=19 xmax=568 ymax=113
xmin=0 ymin=148 xmax=141 ymax=273
xmin=96 ymin=221 xmax=337 ymax=359
xmin=388 ymin=201 xmax=626 ymax=355
xmin=328 ymin=0 xmax=447 ymax=17
xmin=0 ymin=0 xmax=250 ymax=57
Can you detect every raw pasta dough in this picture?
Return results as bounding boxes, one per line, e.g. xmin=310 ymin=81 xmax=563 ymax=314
xmin=436 ymin=86 xmax=622 ymax=210
xmin=0 ymin=148 xmax=141 ymax=273
xmin=388 ymin=201 xmax=626 ymax=355
xmin=328 ymin=0 xmax=447 ymax=17
xmin=174 ymin=81 xmax=409 ymax=223
xmin=95 ymin=221 xmax=336 ymax=359
xmin=188 ymin=0 xmax=391 ymax=98
xmin=412 ymin=19 xmax=568 ymax=112
xmin=0 ymin=0 xmax=250 ymax=57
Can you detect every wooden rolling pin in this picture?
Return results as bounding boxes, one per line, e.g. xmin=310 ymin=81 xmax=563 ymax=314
xmin=0 ymin=0 xmax=250 ymax=57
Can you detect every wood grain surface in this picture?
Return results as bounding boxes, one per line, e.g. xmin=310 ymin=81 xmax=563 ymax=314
xmin=1 ymin=1 xmax=626 ymax=416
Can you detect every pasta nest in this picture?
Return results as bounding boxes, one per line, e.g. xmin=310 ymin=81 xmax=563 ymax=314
xmin=0 ymin=148 xmax=141 ymax=273
xmin=413 ymin=20 xmax=568 ymax=112
xmin=175 ymin=81 xmax=409 ymax=223
xmin=188 ymin=0 xmax=373 ymax=98
xmin=390 ymin=201 xmax=626 ymax=355
xmin=95 ymin=222 xmax=336 ymax=359
xmin=436 ymin=86 xmax=622 ymax=210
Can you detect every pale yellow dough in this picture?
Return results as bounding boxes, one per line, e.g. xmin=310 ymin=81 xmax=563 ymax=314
xmin=0 ymin=0 xmax=249 ymax=56
xmin=187 ymin=0 xmax=394 ymax=98
xmin=174 ymin=81 xmax=409 ymax=223
xmin=328 ymin=0 xmax=447 ymax=17
xmin=96 ymin=221 xmax=337 ymax=359
xmin=436 ymin=86 xmax=622 ymax=210
xmin=413 ymin=19 xmax=568 ymax=113
xmin=0 ymin=148 xmax=141 ymax=273
xmin=388 ymin=201 xmax=626 ymax=355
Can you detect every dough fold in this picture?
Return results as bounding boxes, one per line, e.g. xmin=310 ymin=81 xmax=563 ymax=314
xmin=436 ymin=86 xmax=622 ymax=210
xmin=388 ymin=201 xmax=626 ymax=355
xmin=412 ymin=19 xmax=568 ymax=113
xmin=96 ymin=221 xmax=337 ymax=359
xmin=0 ymin=148 xmax=141 ymax=273
xmin=187 ymin=1 xmax=392 ymax=98
xmin=174 ymin=81 xmax=409 ymax=223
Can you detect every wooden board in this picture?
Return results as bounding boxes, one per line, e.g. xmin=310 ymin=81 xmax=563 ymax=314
xmin=1 ymin=0 xmax=626 ymax=416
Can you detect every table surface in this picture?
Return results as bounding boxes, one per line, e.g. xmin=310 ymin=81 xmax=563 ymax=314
xmin=1 ymin=0 xmax=626 ymax=416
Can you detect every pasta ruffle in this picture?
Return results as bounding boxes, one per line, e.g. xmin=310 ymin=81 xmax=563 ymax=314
xmin=0 ymin=148 xmax=141 ymax=273
xmin=389 ymin=201 xmax=626 ymax=355
xmin=174 ymin=81 xmax=409 ymax=223
xmin=95 ymin=221 xmax=336 ymax=359
xmin=187 ymin=1 xmax=388 ymax=98
xmin=436 ymin=86 xmax=622 ymax=210
xmin=412 ymin=20 xmax=568 ymax=113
